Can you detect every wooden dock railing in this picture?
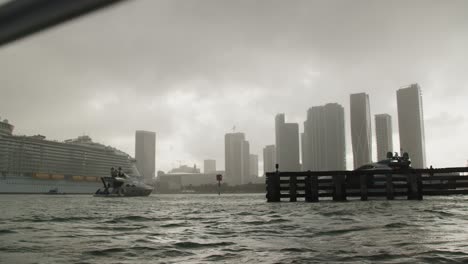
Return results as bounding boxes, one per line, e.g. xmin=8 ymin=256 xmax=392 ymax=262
xmin=265 ymin=167 xmax=468 ymax=202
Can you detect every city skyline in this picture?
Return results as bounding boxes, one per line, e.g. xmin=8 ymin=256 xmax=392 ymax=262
xmin=0 ymin=83 xmax=454 ymax=176
xmin=1 ymin=1 xmax=467 ymax=171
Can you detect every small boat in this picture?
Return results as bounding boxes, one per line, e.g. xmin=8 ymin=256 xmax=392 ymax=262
xmin=349 ymin=152 xmax=413 ymax=187
xmin=46 ymin=188 xmax=65 ymax=195
xmin=355 ymin=152 xmax=412 ymax=171
xmin=94 ymin=171 xmax=153 ymax=197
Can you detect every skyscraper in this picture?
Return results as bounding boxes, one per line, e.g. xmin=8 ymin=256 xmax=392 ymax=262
xmin=375 ymin=114 xmax=393 ymax=161
xmin=242 ymin=140 xmax=250 ymax=184
xmin=397 ymin=84 xmax=426 ymax=168
xmin=350 ymin=93 xmax=372 ymax=169
xmin=135 ymin=130 xmax=156 ymax=182
xmin=275 ymin=114 xmax=300 ymax=171
xmin=225 ymin=132 xmax=250 ymax=185
xmin=203 ymin=159 xmax=216 ymax=173
xmin=249 ymin=154 xmax=258 ymax=179
xmin=323 ymin=103 xmax=346 ymax=170
xmin=303 ymin=106 xmax=325 ymax=171
xmin=303 ymin=103 xmax=346 ymax=171
xmin=300 ymin=132 xmax=307 ymax=171
xmin=263 ymin=145 xmax=276 ymax=175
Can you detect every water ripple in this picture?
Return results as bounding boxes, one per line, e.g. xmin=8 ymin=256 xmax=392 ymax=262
xmin=1 ymin=194 xmax=468 ymax=263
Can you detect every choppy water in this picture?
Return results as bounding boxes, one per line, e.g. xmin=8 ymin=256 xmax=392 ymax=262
xmin=2 ymin=194 xmax=468 ymax=263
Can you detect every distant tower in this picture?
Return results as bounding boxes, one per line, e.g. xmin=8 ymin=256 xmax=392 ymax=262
xmin=375 ymin=114 xmax=393 ymax=161
xmin=225 ymin=132 xmax=250 ymax=185
xmin=303 ymin=103 xmax=345 ymax=171
xmin=242 ymin=140 xmax=250 ymax=184
xmin=350 ymin=93 xmax=372 ymax=169
xmin=249 ymin=154 xmax=259 ymax=180
xmin=275 ymin=114 xmax=300 ymax=171
xmin=263 ymin=145 xmax=276 ymax=175
xmin=135 ymin=131 xmax=156 ymax=182
xmin=397 ymin=84 xmax=426 ymax=168
xmin=203 ymin=159 xmax=216 ymax=173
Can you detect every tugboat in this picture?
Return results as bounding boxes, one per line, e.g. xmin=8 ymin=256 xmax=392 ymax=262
xmin=94 ymin=167 xmax=153 ymax=197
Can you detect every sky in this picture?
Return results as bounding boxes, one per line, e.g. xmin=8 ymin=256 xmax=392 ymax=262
xmin=1 ymin=0 xmax=467 ymax=174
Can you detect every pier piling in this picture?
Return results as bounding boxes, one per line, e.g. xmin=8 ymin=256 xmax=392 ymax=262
xmin=333 ymin=175 xmax=346 ymax=201
xmin=386 ymin=173 xmax=394 ymax=200
xmin=360 ymin=173 xmax=368 ymax=201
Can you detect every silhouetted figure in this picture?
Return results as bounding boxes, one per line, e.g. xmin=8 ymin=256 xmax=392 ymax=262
xmin=118 ymin=167 xmax=123 ymax=177
xmin=111 ymin=167 xmax=117 ymax=178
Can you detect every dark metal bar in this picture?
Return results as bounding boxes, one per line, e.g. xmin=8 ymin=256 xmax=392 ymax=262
xmin=0 ymin=0 xmax=126 ymax=46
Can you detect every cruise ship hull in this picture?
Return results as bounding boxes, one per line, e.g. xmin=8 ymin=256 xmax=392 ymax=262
xmin=0 ymin=175 xmax=101 ymax=194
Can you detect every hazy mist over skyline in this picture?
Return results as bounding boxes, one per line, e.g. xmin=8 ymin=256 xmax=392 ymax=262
xmin=1 ymin=0 xmax=467 ymax=173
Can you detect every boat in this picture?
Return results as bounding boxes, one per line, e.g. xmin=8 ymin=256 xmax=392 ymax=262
xmin=349 ymin=152 xmax=412 ymax=187
xmin=46 ymin=187 xmax=65 ymax=195
xmin=94 ymin=172 xmax=153 ymax=197
xmin=0 ymin=117 xmax=145 ymax=194
xmin=355 ymin=152 xmax=412 ymax=171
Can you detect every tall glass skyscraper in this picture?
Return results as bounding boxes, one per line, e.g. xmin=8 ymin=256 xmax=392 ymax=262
xmin=263 ymin=145 xmax=276 ymax=175
xmin=397 ymin=84 xmax=426 ymax=168
xmin=302 ymin=103 xmax=346 ymax=171
xmin=375 ymin=114 xmax=393 ymax=161
xmin=225 ymin=132 xmax=250 ymax=185
xmin=350 ymin=93 xmax=372 ymax=169
xmin=275 ymin=114 xmax=300 ymax=171
xmin=135 ymin=130 xmax=156 ymax=183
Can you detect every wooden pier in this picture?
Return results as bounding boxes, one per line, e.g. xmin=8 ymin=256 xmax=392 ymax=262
xmin=265 ymin=167 xmax=468 ymax=202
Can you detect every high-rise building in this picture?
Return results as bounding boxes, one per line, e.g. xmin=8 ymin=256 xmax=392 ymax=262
xmin=275 ymin=114 xmax=300 ymax=171
xmin=350 ymin=93 xmax=372 ymax=169
xmin=303 ymin=103 xmax=346 ymax=171
xmin=203 ymin=159 xmax=216 ymax=173
xmin=375 ymin=114 xmax=393 ymax=161
xmin=300 ymin=132 xmax=307 ymax=171
xmin=324 ymin=103 xmax=346 ymax=170
xmin=225 ymin=132 xmax=250 ymax=185
xmin=263 ymin=145 xmax=276 ymax=175
xmin=397 ymin=84 xmax=426 ymax=168
xmin=135 ymin=130 xmax=156 ymax=182
xmin=249 ymin=154 xmax=258 ymax=179
xmin=242 ymin=140 xmax=250 ymax=184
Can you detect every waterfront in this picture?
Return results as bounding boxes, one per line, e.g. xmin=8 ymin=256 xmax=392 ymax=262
xmin=1 ymin=194 xmax=468 ymax=263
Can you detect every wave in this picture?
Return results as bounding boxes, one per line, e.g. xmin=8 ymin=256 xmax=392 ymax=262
xmin=314 ymin=226 xmax=374 ymax=236
xmin=174 ymin=241 xmax=235 ymax=249
xmin=0 ymin=229 xmax=16 ymax=235
xmin=161 ymin=222 xmax=187 ymax=228
xmin=204 ymin=252 xmax=240 ymax=261
xmin=19 ymin=216 xmax=99 ymax=223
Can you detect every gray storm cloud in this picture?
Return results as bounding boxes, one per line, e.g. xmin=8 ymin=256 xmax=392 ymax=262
xmin=1 ymin=0 xmax=467 ymax=171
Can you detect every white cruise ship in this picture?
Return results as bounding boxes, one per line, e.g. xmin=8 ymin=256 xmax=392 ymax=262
xmin=0 ymin=118 xmax=143 ymax=194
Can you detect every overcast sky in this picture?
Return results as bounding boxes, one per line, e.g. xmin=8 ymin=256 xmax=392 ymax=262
xmin=1 ymin=0 xmax=467 ymax=173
